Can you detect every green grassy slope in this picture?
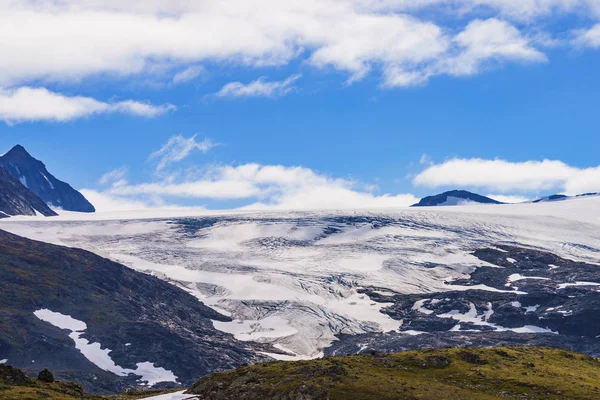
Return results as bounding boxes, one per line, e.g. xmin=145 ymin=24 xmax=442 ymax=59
xmin=188 ymin=347 xmax=600 ymax=400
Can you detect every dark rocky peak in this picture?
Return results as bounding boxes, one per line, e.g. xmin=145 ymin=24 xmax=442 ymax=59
xmin=4 ymin=144 xmax=32 ymax=158
xmin=0 ymin=145 xmax=95 ymax=213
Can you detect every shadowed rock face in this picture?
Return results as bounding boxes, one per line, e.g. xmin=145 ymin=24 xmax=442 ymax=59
xmin=0 ymin=145 xmax=95 ymax=213
xmin=0 ymin=166 xmax=57 ymax=217
xmin=0 ymin=229 xmax=272 ymax=394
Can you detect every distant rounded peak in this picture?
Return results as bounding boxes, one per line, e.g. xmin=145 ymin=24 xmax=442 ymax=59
xmin=412 ymin=189 xmax=503 ymax=207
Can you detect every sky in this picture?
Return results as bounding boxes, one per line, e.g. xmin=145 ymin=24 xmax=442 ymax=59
xmin=1 ymin=0 xmax=600 ymax=211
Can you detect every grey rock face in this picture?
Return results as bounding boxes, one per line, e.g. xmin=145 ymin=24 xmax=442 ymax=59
xmin=0 ymin=166 xmax=57 ymax=217
xmin=0 ymin=145 xmax=95 ymax=212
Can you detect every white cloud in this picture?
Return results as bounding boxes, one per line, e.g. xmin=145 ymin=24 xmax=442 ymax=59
xmin=363 ymin=0 xmax=600 ymax=20
xmin=109 ymin=100 xmax=175 ymax=117
xmin=217 ymin=75 xmax=301 ymax=98
xmin=0 ymin=86 xmax=174 ymax=123
xmin=173 ymin=65 xmax=204 ymax=84
xmin=0 ymin=1 xmax=557 ymax=89
xmin=419 ymin=153 xmax=432 ymax=165
xmin=150 ymin=135 xmax=216 ymax=172
xmin=79 ymin=189 xmax=150 ymax=212
xmin=574 ymin=24 xmax=600 ymax=48
xmin=486 ymin=194 xmax=531 ymax=203
xmin=413 ymin=157 xmax=600 ymax=195
xmin=95 ymin=162 xmax=417 ymax=211
xmin=461 ymin=0 xmax=596 ymax=20
xmin=381 ymin=18 xmax=547 ymax=87
xmin=99 ymin=167 xmax=128 ymax=187
xmin=444 ymin=18 xmax=547 ymax=77
xmin=244 ymin=187 xmax=419 ymax=211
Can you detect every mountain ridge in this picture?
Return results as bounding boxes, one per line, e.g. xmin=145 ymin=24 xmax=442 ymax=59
xmin=0 ymin=145 xmax=95 ymax=213
xmin=0 ymin=166 xmax=58 ymax=217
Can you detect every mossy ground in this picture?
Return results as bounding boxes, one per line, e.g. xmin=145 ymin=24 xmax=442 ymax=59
xmin=3 ymin=347 xmax=600 ymax=399
xmin=189 ymin=346 xmax=600 ymax=399
xmin=0 ymin=381 xmax=182 ymax=400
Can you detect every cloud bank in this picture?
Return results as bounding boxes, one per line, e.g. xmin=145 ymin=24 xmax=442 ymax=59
xmin=149 ymin=135 xmax=216 ymax=172
xmin=413 ymin=158 xmax=600 ymax=195
xmin=1 ymin=1 xmax=578 ymax=89
xmin=217 ymin=75 xmax=301 ymax=98
xmin=2 ymin=0 xmax=599 ymax=123
xmin=93 ymin=162 xmax=418 ymax=211
xmin=0 ymin=87 xmax=174 ymax=124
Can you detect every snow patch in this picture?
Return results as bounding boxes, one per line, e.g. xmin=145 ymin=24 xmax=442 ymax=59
xmin=34 ymin=309 xmax=177 ymax=386
xmin=40 ymin=172 xmax=54 ymax=189
xmin=137 ymin=391 xmax=198 ymax=400
xmin=438 ymin=303 xmax=556 ymax=334
xmin=412 ymin=299 xmax=439 ymax=315
xmin=505 ymin=274 xmax=549 ymax=287
xmin=213 ymin=316 xmax=298 ymax=341
xmin=0 ymin=359 xmax=7 ymax=364
xmin=524 ymin=305 xmax=540 ymax=312
xmin=558 ymin=282 xmax=600 ymax=289
xmin=260 ymin=344 xmax=321 ymax=361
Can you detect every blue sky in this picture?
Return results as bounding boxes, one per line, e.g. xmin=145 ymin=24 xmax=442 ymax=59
xmin=1 ymin=1 xmax=600 ymax=211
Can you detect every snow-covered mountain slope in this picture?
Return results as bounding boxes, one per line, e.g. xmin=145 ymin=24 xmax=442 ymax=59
xmin=0 ymin=145 xmax=95 ymax=213
xmin=1 ymin=196 xmax=600 ymax=360
xmin=412 ymin=190 xmax=503 ymax=207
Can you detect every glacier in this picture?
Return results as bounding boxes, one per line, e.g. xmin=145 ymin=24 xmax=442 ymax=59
xmin=2 ymin=196 xmax=600 ymax=360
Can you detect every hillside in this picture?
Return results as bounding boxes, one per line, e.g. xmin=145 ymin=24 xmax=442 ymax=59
xmin=0 ymin=363 xmax=184 ymax=399
xmin=0 ymin=229 xmax=271 ymax=394
xmin=188 ymin=346 xmax=600 ymax=400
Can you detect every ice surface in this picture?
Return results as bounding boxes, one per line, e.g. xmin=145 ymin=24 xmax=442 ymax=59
xmin=558 ymin=282 xmax=600 ymax=289
xmin=437 ymin=303 xmax=556 ymax=334
xmin=34 ymin=309 xmax=177 ymax=385
xmin=4 ymin=196 xmax=600 ymax=358
xmin=139 ymin=391 xmax=197 ymax=400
